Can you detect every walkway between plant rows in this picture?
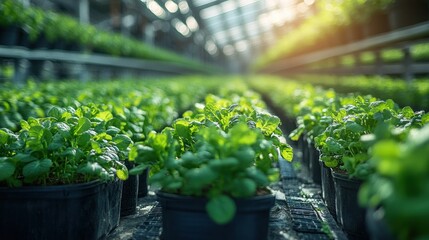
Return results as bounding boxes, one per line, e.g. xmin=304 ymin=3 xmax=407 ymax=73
xmin=107 ymin=146 xmax=348 ymax=240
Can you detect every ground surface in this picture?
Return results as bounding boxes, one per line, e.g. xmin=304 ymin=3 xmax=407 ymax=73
xmin=107 ymin=149 xmax=348 ymax=240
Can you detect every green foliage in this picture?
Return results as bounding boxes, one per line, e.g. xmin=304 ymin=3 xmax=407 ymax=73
xmin=359 ymin=124 xmax=429 ymax=240
xmin=253 ymin=0 xmax=394 ymax=70
xmin=0 ymin=105 xmax=132 ymax=186
xmin=0 ymin=1 xmax=215 ymax=72
xmin=132 ymin=83 xmax=293 ymax=224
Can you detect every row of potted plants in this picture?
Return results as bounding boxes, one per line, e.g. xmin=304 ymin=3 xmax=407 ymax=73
xmin=0 ymin=77 xmax=220 ymax=131
xmin=253 ymin=0 xmax=429 ymax=71
xmin=0 ymin=0 xmax=211 ymax=72
xmin=309 ymin=41 xmax=429 ymax=70
xmin=249 ymin=75 xmax=429 ymax=239
xmin=0 ymin=76 xmax=222 ymax=238
xmin=290 ymin=74 xmax=429 ymax=112
xmin=128 ymin=80 xmax=293 ymax=239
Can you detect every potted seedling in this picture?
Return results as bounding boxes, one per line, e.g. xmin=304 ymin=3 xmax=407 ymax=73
xmin=0 ymin=105 xmax=129 ymax=240
xmin=131 ymin=93 xmax=293 ymax=240
xmin=359 ymin=123 xmax=429 ymax=240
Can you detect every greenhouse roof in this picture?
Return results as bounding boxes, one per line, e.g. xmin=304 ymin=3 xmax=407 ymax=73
xmin=143 ymin=0 xmax=315 ymax=66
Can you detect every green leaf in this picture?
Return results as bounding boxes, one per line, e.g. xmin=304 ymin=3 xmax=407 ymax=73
xmin=208 ymin=157 xmax=239 ymax=170
xmin=174 ymin=120 xmax=192 ymax=140
xmin=48 ymin=106 xmax=64 ymax=119
xmin=106 ymin=126 xmax=121 ymax=136
xmin=129 ymin=164 xmax=148 ymax=175
xmin=113 ymin=134 xmax=132 ymax=151
xmin=0 ymin=158 xmax=15 ymax=181
xmin=55 ymin=122 xmax=70 ymax=133
xmin=229 ymin=178 xmax=257 ymax=197
xmin=246 ymin=167 xmax=269 ymax=186
xmin=325 ymin=137 xmax=343 ymax=154
xmin=77 ymin=132 xmax=91 ymax=147
xmin=96 ymin=111 xmax=113 ymax=121
xmin=74 ymin=117 xmax=91 ymax=135
xmin=346 ymin=121 xmax=365 ymax=133
xmin=78 ymin=162 xmax=103 ymax=175
xmin=280 ymin=144 xmax=293 ymax=161
xmin=256 ymin=113 xmax=280 ymax=136
xmin=13 ymin=153 xmax=37 ymax=163
xmin=116 ymin=169 xmax=128 ymax=180
xmin=0 ymin=129 xmax=9 ymax=144
xmin=401 ymin=106 xmax=414 ymax=119
xmin=185 ymin=166 xmax=217 ymax=188
xmin=91 ymin=141 xmax=102 ymax=154
xmin=422 ymin=113 xmax=429 ymax=125
xmin=206 ymin=195 xmax=236 ymax=224
xmin=229 ymin=123 xmax=258 ymax=146
xmin=233 ymin=147 xmax=255 ymax=166
xmin=22 ymin=159 xmax=52 ymax=179
xmin=289 ymin=128 xmax=304 ymax=141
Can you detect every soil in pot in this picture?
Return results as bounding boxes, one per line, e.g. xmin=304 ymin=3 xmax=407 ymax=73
xmin=0 ymin=180 xmax=122 ymax=240
xmin=332 ymin=171 xmax=369 ymax=240
xmin=157 ymin=191 xmax=275 ymax=240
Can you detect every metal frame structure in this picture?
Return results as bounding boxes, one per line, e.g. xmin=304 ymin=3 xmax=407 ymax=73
xmin=260 ymin=21 xmax=429 ymax=81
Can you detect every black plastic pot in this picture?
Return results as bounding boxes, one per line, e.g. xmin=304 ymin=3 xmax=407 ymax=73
xmin=363 ymin=11 xmax=390 ymax=38
xmin=332 ymin=172 xmax=369 ymax=240
xmin=300 ymin=136 xmax=310 ymax=176
xmin=320 ymin=160 xmax=336 ymax=219
xmin=308 ymin=143 xmax=321 ymax=184
xmin=343 ymin=23 xmax=365 ymax=43
xmin=138 ymin=167 xmax=149 ymax=198
xmin=157 ymin=192 xmax=275 ymax=240
xmin=0 ymin=180 xmax=122 ymax=240
xmin=0 ymin=25 xmax=19 ymax=46
xmin=29 ymin=33 xmax=50 ymax=50
xmin=17 ymin=27 xmax=30 ymax=48
xmin=366 ymin=207 xmax=395 ymax=240
xmin=388 ymin=0 xmax=429 ymax=30
xmin=121 ymin=162 xmax=139 ymax=217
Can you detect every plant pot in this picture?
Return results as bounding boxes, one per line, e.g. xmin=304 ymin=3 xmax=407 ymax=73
xmin=308 ymin=143 xmax=321 ymax=184
xmin=366 ymin=207 xmax=395 ymax=240
xmin=157 ymin=191 xmax=275 ymax=240
xmin=320 ymin=160 xmax=336 ymax=219
xmin=300 ymin=136 xmax=310 ymax=175
xmin=138 ymin=168 xmax=149 ymax=198
xmin=0 ymin=25 xmax=19 ymax=46
xmin=30 ymin=33 xmax=50 ymax=50
xmin=17 ymin=27 xmax=30 ymax=48
xmin=363 ymin=11 xmax=390 ymax=38
xmin=0 ymin=180 xmax=122 ymax=240
xmin=388 ymin=0 xmax=429 ymax=30
xmin=332 ymin=172 xmax=369 ymax=240
xmin=121 ymin=162 xmax=139 ymax=217
xmin=344 ymin=23 xmax=365 ymax=43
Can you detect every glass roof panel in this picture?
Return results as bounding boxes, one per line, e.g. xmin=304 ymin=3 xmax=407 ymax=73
xmin=200 ymin=5 xmax=222 ymax=19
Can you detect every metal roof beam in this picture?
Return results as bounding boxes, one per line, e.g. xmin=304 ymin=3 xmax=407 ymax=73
xmin=195 ymin=0 xmax=228 ymax=10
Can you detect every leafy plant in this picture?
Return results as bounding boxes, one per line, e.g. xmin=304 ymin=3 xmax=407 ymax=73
xmin=131 ymin=91 xmax=293 ymax=224
xmin=359 ymin=124 xmax=429 ymax=240
xmin=0 ymin=105 xmax=130 ymax=187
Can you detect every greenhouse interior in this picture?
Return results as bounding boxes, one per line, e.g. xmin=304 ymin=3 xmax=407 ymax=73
xmin=1 ymin=0 xmax=429 ymax=239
